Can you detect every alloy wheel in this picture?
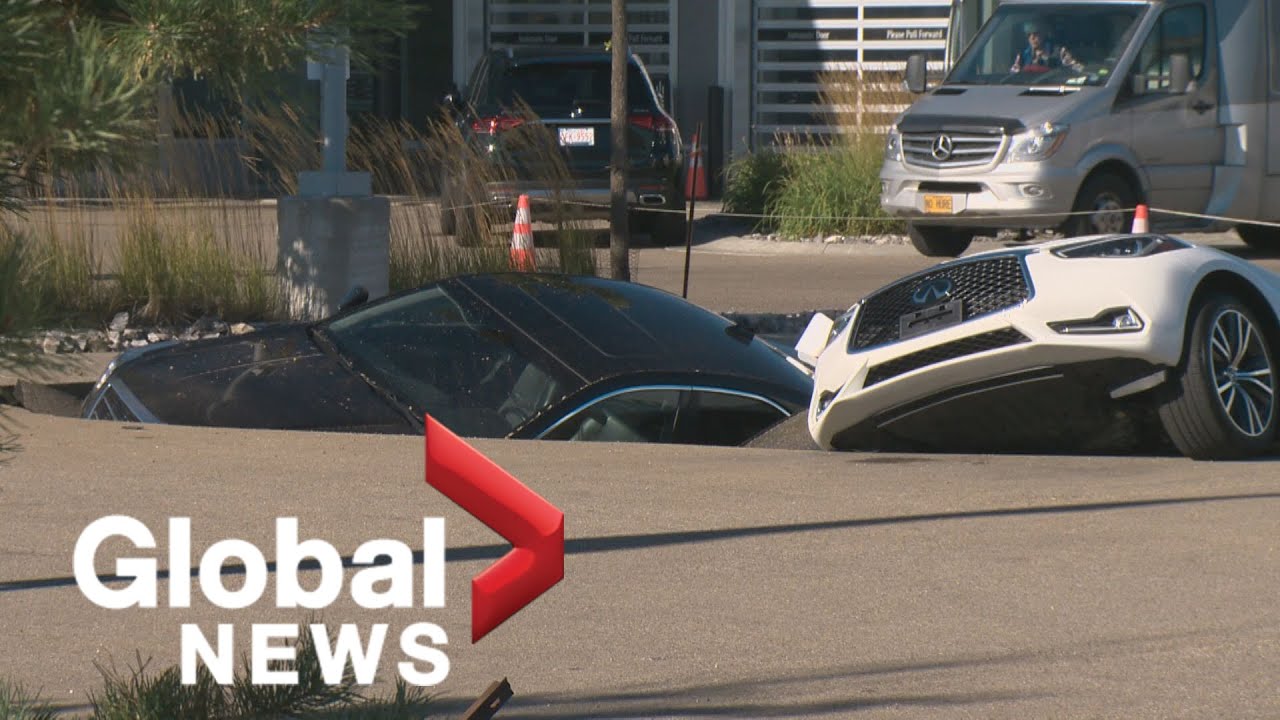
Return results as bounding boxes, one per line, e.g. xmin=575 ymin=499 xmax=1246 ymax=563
xmin=1208 ymin=308 xmax=1275 ymax=437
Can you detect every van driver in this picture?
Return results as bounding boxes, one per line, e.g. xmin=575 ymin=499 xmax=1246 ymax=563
xmin=1011 ymin=20 xmax=1084 ymax=72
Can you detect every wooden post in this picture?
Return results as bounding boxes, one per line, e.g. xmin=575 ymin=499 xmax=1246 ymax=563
xmin=609 ymin=0 xmax=631 ymax=280
xmin=460 ymin=677 xmax=514 ymax=720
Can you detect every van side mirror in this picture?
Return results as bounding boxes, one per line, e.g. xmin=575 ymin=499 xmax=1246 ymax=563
xmin=905 ymin=54 xmax=928 ymax=94
xmin=1169 ymin=53 xmax=1191 ymax=94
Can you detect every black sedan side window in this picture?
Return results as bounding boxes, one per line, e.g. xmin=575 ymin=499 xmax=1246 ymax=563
xmin=541 ymin=389 xmax=682 ymax=443
xmin=675 ymin=390 xmax=789 ymax=446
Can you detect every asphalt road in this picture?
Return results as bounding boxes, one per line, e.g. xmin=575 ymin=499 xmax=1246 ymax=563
xmin=2 ymin=410 xmax=1279 ymax=718
xmin=3 ymin=226 xmax=1280 ymax=718
xmin=633 ymin=227 xmax=1280 ymax=314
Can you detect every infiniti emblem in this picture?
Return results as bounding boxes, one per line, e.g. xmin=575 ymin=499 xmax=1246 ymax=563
xmin=931 ymin=134 xmax=954 ymax=161
xmin=912 ymin=276 xmax=954 ymax=305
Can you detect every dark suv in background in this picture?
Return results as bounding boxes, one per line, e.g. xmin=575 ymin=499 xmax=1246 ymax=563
xmin=441 ymin=48 xmax=687 ymax=244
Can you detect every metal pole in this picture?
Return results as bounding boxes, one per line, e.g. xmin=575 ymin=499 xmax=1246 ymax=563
xmin=320 ymin=45 xmax=350 ymax=174
xmin=682 ymin=123 xmax=702 ymax=299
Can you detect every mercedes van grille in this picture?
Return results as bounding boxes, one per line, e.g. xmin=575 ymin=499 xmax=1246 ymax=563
xmin=863 ymin=328 xmax=1031 ymax=387
xmin=851 ymin=254 xmax=1031 ymax=350
xmin=903 ymin=131 xmax=1005 ymax=169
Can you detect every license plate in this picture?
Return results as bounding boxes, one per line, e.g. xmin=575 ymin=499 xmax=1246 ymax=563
xmin=558 ymin=127 xmax=595 ymax=147
xmin=899 ymin=299 xmax=964 ymax=340
xmin=923 ymin=194 xmax=954 ymax=214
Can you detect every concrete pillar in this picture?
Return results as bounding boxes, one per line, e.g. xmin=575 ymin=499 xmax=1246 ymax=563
xmin=278 ymin=186 xmax=389 ymax=321
xmin=278 ymin=43 xmax=391 ymax=321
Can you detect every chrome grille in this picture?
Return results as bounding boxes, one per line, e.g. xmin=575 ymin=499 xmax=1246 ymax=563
xmin=903 ymin=131 xmax=1004 ymax=169
xmin=851 ymin=254 xmax=1031 ymax=351
xmin=86 ymin=384 xmax=140 ymax=422
xmin=864 ymin=328 xmax=1031 ymax=387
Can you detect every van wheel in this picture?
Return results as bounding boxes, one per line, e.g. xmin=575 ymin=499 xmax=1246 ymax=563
xmin=1060 ymin=173 xmax=1136 ymax=237
xmin=907 ymin=224 xmax=973 ymax=257
xmin=630 ymin=205 xmax=689 ymax=247
xmin=1236 ymin=224 xmax=1280 ymax=254
xmin=1157 ymin=294 xmax=1278 ymax=459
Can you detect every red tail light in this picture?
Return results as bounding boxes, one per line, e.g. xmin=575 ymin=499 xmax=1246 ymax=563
xmin=629 ymin=113 xmax=676 ymax=132
xmin=471 ymin=116 xmax=526 ymax=135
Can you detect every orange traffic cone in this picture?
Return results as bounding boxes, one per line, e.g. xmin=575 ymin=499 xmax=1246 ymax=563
xmin=1131 ymin=203 xmax=1149 ymax=233
xmin=685 ymin=132 xmax=708 ymax=201
xmin=510 ymin=195 xmax=536 ymax=271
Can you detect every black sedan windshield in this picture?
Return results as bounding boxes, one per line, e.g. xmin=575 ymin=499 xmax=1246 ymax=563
xmin=319 ymin=285 xmax=569 ymax=437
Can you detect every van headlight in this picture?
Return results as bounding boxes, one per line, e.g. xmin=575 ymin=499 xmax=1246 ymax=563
xmin=1008 ymin=122 xmax=1069 ymax=162
xmin=884 ymin=129 xmax=902 ymax=162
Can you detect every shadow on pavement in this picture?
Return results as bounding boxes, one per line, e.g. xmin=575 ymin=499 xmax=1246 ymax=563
xmin=6 ymin=491 xmax=1278 ymax=595
xmin=423 ymin=623 xmax=1238 ymax=718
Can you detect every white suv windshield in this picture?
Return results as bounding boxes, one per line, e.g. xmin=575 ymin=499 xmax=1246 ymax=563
xmin=947 ymin=3 xmax=1146 ymax=86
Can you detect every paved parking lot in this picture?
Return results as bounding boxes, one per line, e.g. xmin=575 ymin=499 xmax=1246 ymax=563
xmin=3 ymin=223 xmax=1279 ymax=717
xmin=2 ymin=407 xmax=1279 ymax=718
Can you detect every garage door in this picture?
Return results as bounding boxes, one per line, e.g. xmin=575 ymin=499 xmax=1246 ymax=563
xmin=487 ymin=1 xmax=675 ymax=106
xmin=753 ymin=0 xmax=951 ymax=146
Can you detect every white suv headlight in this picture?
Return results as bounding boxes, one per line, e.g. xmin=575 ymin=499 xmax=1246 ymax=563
xmin=1008 ymin=122 xmax=1069 ymax=162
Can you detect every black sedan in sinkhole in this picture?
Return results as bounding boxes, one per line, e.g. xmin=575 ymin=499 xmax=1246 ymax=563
xmin=82 ymin=274 xmax=814 ymax=446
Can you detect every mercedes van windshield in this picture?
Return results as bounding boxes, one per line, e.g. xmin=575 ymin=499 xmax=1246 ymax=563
xmin=947 ymin=3 xmax=1146 ymax=86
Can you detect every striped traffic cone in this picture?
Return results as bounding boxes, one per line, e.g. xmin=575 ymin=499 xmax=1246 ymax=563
xmin=510 ymin=194 xmax=536 ymax=271
xmin=685 ymin=131 xmax=708 ymax=201
xmin=1131 ymin=203 xmax=1149 ymax=233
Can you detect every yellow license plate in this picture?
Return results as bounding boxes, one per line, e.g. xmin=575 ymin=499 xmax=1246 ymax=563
xmin=923 ymin=195 xmax=954 ymax=214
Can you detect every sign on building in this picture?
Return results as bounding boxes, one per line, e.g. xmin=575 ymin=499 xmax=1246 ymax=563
xmin=487 ymin=0 xmax=675 ymax=98
xmin=752 ymin=0 xmax=950 ymax=146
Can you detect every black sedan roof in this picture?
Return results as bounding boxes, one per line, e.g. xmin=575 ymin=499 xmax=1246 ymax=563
xmin=439 ymin=273 xmax=807 ymax=390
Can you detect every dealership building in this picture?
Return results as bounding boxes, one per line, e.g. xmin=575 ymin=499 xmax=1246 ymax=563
xmin=368 ymin=0 xmax=955 ymax=185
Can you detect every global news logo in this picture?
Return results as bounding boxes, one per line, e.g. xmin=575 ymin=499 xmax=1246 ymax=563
xmin=72 ymin=417 xmax=565 ymax=687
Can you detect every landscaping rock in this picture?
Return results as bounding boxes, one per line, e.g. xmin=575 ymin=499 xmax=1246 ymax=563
xmin=85 ymin=332 xmax=111 ymax=353
xmin=18 ymin=317 xmax=288 ymax=356
xmin=186 ymin=316 xmax=217 ymax=335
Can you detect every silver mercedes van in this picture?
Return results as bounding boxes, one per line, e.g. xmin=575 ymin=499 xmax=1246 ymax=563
xmin=883 ymin=0 xmax=1280 ymax=256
